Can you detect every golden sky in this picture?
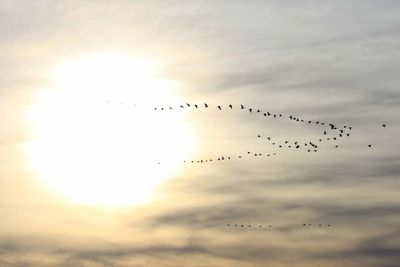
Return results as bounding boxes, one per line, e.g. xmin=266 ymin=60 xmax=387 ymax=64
xmin=1 ymin=1 xmax=400 ymax=267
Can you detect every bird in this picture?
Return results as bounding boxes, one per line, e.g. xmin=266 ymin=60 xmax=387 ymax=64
xmin=324 ymin=130 xmax=327 ymax=135
xmin=204 ymin=103 xmax=208 ymax=108
xmin=263 ymin=113 xmax=267 ymax=116
xmin=257 ymin=135 xmax=261 ymax=138
xmin=180 ymin=105 xmax=184 ymax=108
xmin=335 ymin=145 xmax=339 ymax=148
xmin=229 ymin=104 xmax=233 ymax=109
xmin=240 ymin=104 xmax=244 ymax=109
xmin=382 ymin=124 xmax=387 ymax=128
xmin=249 ymin=108 xmax=253 ymax=113
xmin=186 ymin=103 xmax=190 ymax=107
xmin=217 ymin=105 xmax=222 ymax=110
xmin=194 ymin=104 xmax=198 ymax=109
xmin=257 ymin=109 xmax=261 ymax=113
xmin=368 ymin=144 xmax=372 ymax=147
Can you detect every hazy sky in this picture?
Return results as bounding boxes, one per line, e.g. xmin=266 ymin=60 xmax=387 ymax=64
xmin=1 ymin=1 xmax=400 ymax=266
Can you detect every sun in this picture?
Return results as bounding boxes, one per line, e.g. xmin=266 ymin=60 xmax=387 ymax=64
xmin=26 ymin=53 xmax=194 ymax=207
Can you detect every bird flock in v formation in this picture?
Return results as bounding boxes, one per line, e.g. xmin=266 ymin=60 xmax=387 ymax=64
xmin=106 ymin=101 xmax=388 ymax=230
xmin=107 ymin=101 xmax=387 ymax=166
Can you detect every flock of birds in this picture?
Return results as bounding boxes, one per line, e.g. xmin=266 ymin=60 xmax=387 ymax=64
xmin=226 ymin=223 xmax=332 ymax=229
xmin=107 ymin=101 xmax=387 ymax=165
xmin=107 ymin=101 xmax=389 ymax=231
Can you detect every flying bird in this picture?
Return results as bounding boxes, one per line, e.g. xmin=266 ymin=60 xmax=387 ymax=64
xmin=217 ymin=105 xmax=222 ymax=110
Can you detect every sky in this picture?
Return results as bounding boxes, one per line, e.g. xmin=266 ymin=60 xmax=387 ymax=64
xmin=1 ymin=1 xmax=400 ymax=266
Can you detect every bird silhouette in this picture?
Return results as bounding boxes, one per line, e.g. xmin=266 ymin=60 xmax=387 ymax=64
xmin=194 ymin=104 xmax=198 ymax=109
xmin=204 ymin=103 xmax=208 ymax=108
xmin=241 ymin=104 xmax=245 ymax=109
xmin=382 ymin=124 xmax=387 ymax=128
xmin=217 ymin=105 xmax=222 ymax=110
xmin=229 ymin=104 xmax=233 ymax=109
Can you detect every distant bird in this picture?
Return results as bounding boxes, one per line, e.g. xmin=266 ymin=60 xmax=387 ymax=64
xmin=169 ymin=107 xmax=172 ymax=110
xmin=180 ymin=105 xmax=184 ymax=108
xmin=349 ymin=126 xmax=352 ymax=130
xmin=217 ymin=105 xmax=222 ymax=110
xmin=204 ymin=103 xmax=208 ymax=108
xmin=273 ymin=114 xmax=277 ymax=118
xmin=194 ymin=104 xmax=198 ymax=109
xmin=382 ymin=124 xmax=387 ymax=128
xmin=335 ymin=145 xmax=339 ymax=148
xmin=267 ymin=137 xmax=271 ymax=140
xmin=324 ymin=131 xmax=327 ymax=135
xmin=154 ymin=107 xmax=158 ymax=110
xmin=368 ymin=144 xmax=372 ymax=147
xmin=186 ymin=103 xmax=190 ymax=107
xmin=229 ymin=104 xmax=233 ymax=109
xmin=241 ymin=104 xmax=245 ymax=109
xmin=249 ymin=108 xmax=253 ymax=113
xmin=257 ymin=109 xmax=261 ymax=113
xmin=257 ymin=135 xmax=261 ymax=138
xmin=263 ymin=113 xmax=267 ymax=116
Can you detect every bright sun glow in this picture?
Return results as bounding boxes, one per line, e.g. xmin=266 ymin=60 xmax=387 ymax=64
xmin=26 ymin=53 xmax=193 ymax=207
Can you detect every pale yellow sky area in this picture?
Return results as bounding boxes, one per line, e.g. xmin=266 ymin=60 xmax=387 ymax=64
xmin=1 ymin=1 xmax=400 ymax=267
